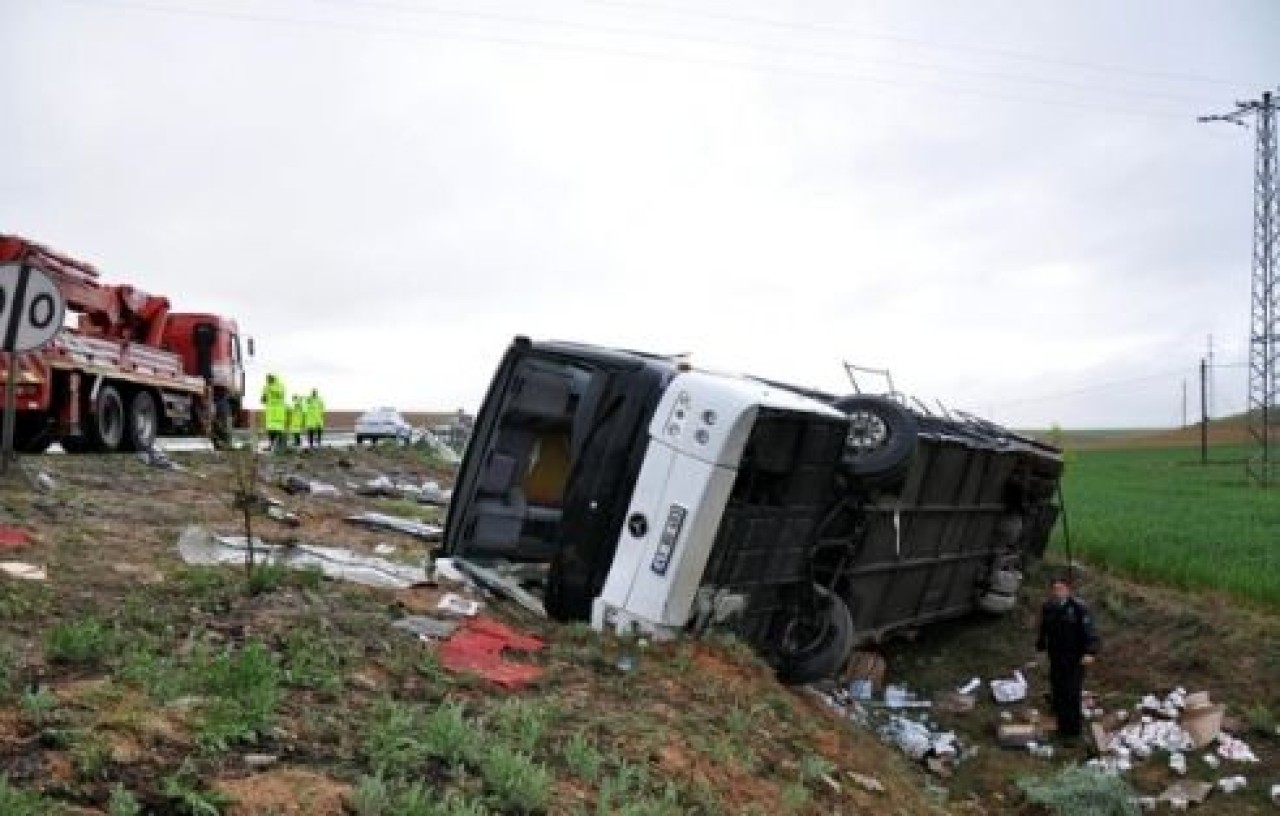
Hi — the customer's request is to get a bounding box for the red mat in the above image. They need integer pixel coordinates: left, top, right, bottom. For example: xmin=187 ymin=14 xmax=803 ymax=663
xmin=437 ymin=617 xmax=545 ymax=689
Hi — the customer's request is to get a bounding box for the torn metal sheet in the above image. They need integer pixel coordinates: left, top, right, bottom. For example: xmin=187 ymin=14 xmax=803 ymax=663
xmin=176 ymin=525 xmax=426 ymax=589
xmin=453 ymin=558 xmax=547 ymax=618
xmin=345 ymin=512 xmax=442 ymax=542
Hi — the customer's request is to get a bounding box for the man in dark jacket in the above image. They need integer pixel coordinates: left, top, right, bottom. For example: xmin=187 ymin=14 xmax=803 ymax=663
xmin=1035 ymin=575 xmax=1100 ymax=739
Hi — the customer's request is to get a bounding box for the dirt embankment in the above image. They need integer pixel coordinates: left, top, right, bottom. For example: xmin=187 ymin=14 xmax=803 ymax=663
xmin=0 ymin=447 xmax=1275 ymax=813
xmin=0 ymin=447 xmax=942 ymax=815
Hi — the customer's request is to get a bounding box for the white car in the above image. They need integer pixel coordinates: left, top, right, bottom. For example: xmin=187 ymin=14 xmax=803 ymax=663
xmin=354 ymin=407 xmax=414 ymax=445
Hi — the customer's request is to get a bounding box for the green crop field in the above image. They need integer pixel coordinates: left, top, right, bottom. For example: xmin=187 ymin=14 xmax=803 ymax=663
xmin=1053 ymin=444 xmax=1280 ymax=608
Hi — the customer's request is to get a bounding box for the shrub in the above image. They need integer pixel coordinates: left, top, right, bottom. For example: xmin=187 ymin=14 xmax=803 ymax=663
xmin=1017 ymin=765 xmax=1139 ymax=816
xmin=45 ymin=617 xmax=112 ymax=666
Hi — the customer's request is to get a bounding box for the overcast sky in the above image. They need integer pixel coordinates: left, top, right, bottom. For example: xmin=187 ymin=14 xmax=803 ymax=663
xmin=3 ymin=0 xmax=1277 ymax=427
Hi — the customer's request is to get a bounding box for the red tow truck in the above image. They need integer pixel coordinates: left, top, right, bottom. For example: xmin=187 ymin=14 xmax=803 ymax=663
xmin=0 ymin=235 xmax=251 ymax=453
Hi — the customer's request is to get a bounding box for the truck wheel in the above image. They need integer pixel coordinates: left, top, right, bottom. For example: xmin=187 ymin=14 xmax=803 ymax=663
xmin=833 ymin=395 xmax=918 ymax=487
xmin=87 ymin=384 xmax=126 ymax=452
xmin=123 ymin=390 xmax=159 ymax=452
xmin=776 ymin=585 xmax=855 ymax=684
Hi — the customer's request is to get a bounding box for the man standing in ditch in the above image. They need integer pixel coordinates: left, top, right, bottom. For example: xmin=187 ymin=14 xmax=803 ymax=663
xmin=1035 ymin=575 xmax=1100 ymax=740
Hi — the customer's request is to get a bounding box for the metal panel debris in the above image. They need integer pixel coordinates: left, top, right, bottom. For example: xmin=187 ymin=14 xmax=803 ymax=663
xmin=176 ymin=525 xmax=426 ymax=589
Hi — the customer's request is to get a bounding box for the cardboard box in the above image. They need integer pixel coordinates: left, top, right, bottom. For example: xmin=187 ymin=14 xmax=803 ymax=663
xmin=1159 ymin=780 xmax=1213 ymax=806
xmin=1183 ymin=703 xmax=1226 ymax=749
xmin=1090 ymin=722 xmax=1111 ymax=754
xmin=841 ymin=650 xmax=887 ymax=693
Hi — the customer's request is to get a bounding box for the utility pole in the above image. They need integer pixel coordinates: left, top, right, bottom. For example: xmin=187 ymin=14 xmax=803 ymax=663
xmin=1207 ymin=334 xmax=1215 ymax=419
xmin=1200 ymin=358 xmax=1209 ymax=465
xmin=1201 ymin=89 xmax=1280 ymax=486
xmin=1182 ymin=377 xmax=1188 ymax=428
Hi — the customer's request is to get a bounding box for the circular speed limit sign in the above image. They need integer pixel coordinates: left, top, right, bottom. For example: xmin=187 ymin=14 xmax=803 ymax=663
xmin=0 ymin=263 xmax=66 ymax=352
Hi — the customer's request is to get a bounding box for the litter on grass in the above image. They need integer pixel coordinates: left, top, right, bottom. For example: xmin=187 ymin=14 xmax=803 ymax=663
xmin=176 ymin=525 xmax=426 ymax=589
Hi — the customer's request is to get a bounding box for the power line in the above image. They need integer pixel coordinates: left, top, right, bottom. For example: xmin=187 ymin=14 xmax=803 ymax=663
xmin=56 ymin=0 xmax=1203 ymax=121
xmin=573 ymin=0 xmax=1255 ymax=89
xmin=299 ymin=0 xmax=1221 ymax=106
xmin=989 ymin=367 xmax=1191 ymax=409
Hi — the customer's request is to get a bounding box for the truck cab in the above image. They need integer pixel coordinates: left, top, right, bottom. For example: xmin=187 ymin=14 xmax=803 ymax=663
xmin=444 ymin=338 xmax=1064 ymax=683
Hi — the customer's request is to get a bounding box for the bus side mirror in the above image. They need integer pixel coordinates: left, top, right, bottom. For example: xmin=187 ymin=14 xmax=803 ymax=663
xmin=247 ymin=337 xmax=256 ymax=358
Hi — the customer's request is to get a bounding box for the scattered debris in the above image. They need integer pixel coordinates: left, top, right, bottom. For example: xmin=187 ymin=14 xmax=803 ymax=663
xmin=848 ymin=772 xmax=884 ymax=794
xmin=935 ymin=692 xmax=976 ymax=714
xmin=355 ymin=475 xmax=404 ymax=498
xmin=0 ymin=561 xmax=46 ymax=581
xmin=956 ymin=677 xmax=981 ymax=695
xmin=842 ymin=651 xmax=887 ymax=700
xmin=879 ymin=716 xmax=953 ymax=761
xmin=1216 ymin=734 xmax=1259 ymax=763
xmin=177 ymin=525 xmax=426 ymax=589
xmin=997 ymin=723 xmax=1041 ymax=749
xmin=138 ymin=447 xmax=181 ymax=471
xmin=989 ymin=670 xmax=1028 ymax=703
xmin=419 ymin=480 xmax=448 ymax=505
xmin=437 ymin=617 xmax=544 ymax=689
xmin=344 ymin=511 xmax=442 ymax=542
xmin=243 ymin=754 xmax=279 ymax=771
xmin=1182 ymin=693 xmax=1226 ymax=748
xmin=1157 ymin=778 xmax=1208 ymax=810
xmin=432 ymin=557 xmax=469 ymax=584
xmin=280 ymin=474 xmax=313 ymax=495
xmin=453 ymin=558 xmax=547 ymax=618
xmin=350 ymin=671 xmax=383 ymax=693
xmin=391 ymin=615 xmax=461 ymax=640
xmin=437 ymin=593 xmax=481 ymax=617
xmin=266 ymin=504 xmax=301 ymax=527
xmin=35 ymin=471 xmax=56 ymax=492
xmin=310 ymin=481 xmax=341 ymax=497
xmin=373 ymin=543 xmax=397 ymax=555
xmin=280 ymin=474 xmax=341 ymax=497
xmin=815 ymin=680 xmax=968 ymax=777
xmin=0 ymin=526 xmax=31 ymax=551
xmin=112 ymin=563 xmax=165 ymax=585
xmin=1218 ymin=775 xmax=1248 ymax=793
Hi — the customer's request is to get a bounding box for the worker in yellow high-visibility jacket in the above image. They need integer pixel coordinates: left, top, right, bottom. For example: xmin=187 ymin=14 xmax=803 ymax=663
xmin=260 ymin=373 xmax=287 ymax=452
xmin=305 ymin=388 xmax=326 ymax=448
xmin=288 ymin=395 xmax=306 ymax=449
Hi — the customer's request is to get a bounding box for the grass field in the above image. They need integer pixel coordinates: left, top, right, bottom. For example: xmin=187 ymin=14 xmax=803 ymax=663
xmin=1054 ymin=443 xmax=1280 ymax=608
